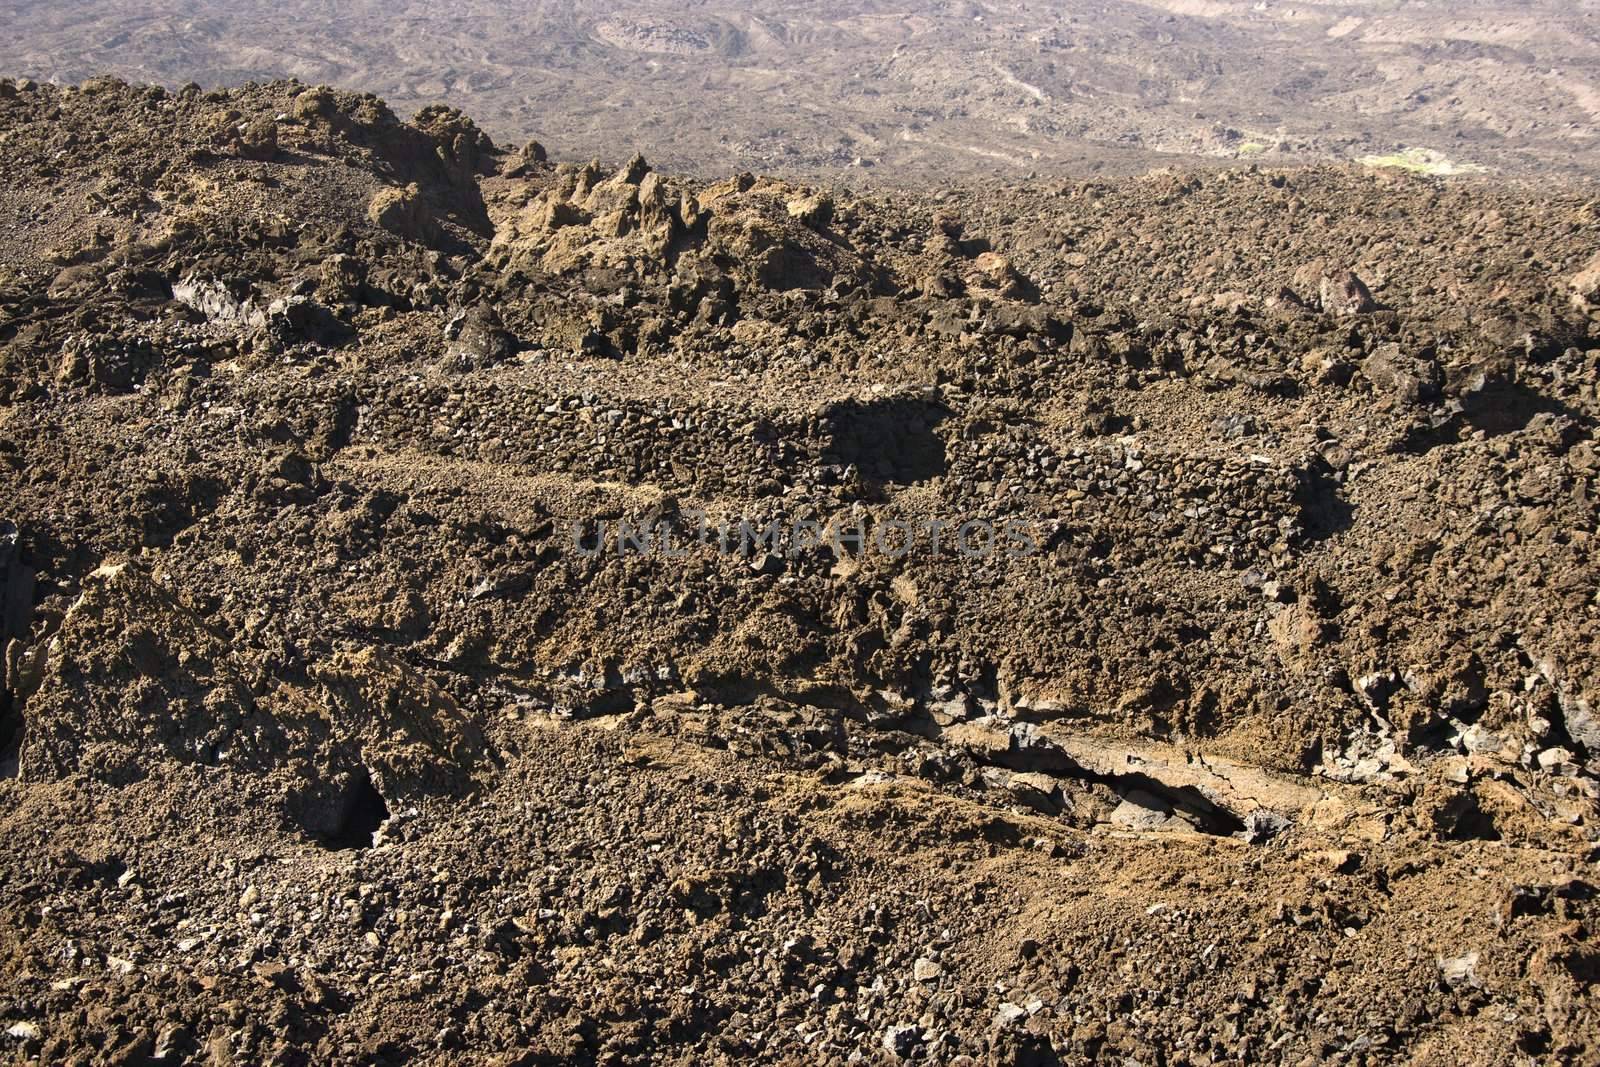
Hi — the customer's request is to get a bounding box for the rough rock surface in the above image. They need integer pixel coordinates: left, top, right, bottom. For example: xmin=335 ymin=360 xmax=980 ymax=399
xmin=0 ymin=78 xmax=1598 ymax=1064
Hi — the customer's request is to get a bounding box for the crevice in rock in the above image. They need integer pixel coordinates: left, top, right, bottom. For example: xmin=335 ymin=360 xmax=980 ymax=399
xmin=328 ymin=768 xmax=391 ymax=849
xmin=1 ymin=519 xmax=32 ymax=779
xmin=818 ymin=394 xmax=949 ymax=484
xmin=937 ymin=719 xmax=1256 ymax=837
xmin=525 ymin=679 xmax=1265 ymax=839
xmin=1291 ymin=455 xmax=1353 ymax=541
xmin=1430 ymin=790 xmax=1502 ymax=842
xmin=291 ymin=766 xmax=391 ymax=850
xmin=1008 ymin=745 xmax=1246 ymax=836
xmin=0 ymin=688 xmax=19 ymax=778
xmin=1097 ymin=771 xmax=1247 ymax=836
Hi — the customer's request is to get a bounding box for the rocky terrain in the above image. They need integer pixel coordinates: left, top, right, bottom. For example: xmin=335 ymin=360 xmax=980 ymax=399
xmin=0 ymin=1 xmax=1598 ymax=179
xmin=0 ymin=76 xmax=1599 ymax=1064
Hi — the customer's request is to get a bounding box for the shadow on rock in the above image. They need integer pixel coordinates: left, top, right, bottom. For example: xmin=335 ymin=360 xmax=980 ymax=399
xmin=819 ymin=394 xmax=949 ymax=485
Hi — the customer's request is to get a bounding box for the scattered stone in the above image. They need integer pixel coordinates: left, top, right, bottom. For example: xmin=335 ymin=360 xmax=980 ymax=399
xmin=444 ymin=304 xmax=518 ymax=369
xmin=235 ymin=116 xmax=278 ymax=161
xmin=172 ymin=275 xmax=267 ymax=329
xmin=1438 ymin=950 xmax=1481 ymax=989
xmin=1241 ymin=809 xmax=1290 ymax=843
xmin=1007 ymin=772 xmax=1063 ymax=814
xmin=0 ymin=78 xmax=1594 ymax=1065
xmin=367 ymin=183 xmax=432 ymax=241
xmin=1569 ymin=250 xmax=1600 ymax=314
xmin=749 ymin=552 xmax=784 ymax=576
xmin=881 ymin=1024 xmax=923 ymax=1058
xmin=1109 ymin=790 xmax=1179 ymax=832
xmin=994 ymin=1003 xmax=1028 ymax=1029
xmin=1320 ymin=270 xmax=1379 ymax=315
xmin=1537 ymin=747 xmax=1578 ymax=775
xmin=786 ymin=193 xmax=833 ymax=228
xmin=1321 ymin=850 xmax=1364 ymax=875
xmin=291 ymin=86 xmax=336 ymax=123
xmin=1362 ymin=343 xmax=1441 ymax=404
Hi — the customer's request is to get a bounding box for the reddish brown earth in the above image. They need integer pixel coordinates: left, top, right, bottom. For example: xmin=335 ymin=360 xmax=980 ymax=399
xmin=0 ymin=77 xmax=1598 ymax=1064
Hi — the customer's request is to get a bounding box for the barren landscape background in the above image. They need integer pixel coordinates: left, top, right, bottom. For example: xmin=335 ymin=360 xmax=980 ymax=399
xmin=1 ymin=0 xmax=1598 ymax=179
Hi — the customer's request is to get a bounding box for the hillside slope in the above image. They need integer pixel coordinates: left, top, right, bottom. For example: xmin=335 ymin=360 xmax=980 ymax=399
xmin=0 ymin=77 xmax=1598 ymax=1063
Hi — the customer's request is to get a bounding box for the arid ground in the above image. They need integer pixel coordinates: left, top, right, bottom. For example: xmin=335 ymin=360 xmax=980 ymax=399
xmin=0 ymin=1 xmax=1598 ymax=179
xmin=0 ymin=65 xmax=1597 ymax=1064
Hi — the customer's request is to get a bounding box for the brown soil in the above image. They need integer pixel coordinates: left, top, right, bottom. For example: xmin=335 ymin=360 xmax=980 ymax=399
xmin=0 ymin=77 xmax=1598 ymax=1065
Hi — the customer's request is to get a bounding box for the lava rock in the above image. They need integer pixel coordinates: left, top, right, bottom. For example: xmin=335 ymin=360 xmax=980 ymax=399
xmin=1362 ymin=342 xmax=1441 ymax=404
xmin=1320 ymin=270 xmax=1379 ymax=315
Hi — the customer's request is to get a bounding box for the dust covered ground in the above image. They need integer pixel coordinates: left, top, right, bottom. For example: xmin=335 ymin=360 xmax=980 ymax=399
xmin=1 ymin=77 xmax=1599 ymax=1064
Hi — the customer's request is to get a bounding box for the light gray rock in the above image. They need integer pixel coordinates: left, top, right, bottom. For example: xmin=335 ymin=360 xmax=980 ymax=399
xmin=994 ymin=1002 xmax=1028 ymax=1028
xmin=1110 ymin=790 xmax=1179 ymax=831
xmin=881 ymin=1024 xmax=922 ymax=1058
